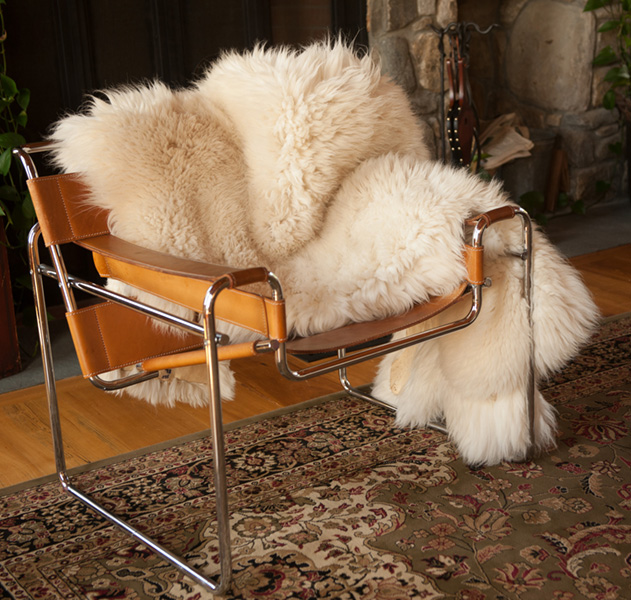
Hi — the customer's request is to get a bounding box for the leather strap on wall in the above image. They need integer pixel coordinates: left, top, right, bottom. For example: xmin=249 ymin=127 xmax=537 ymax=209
xmin=27 ymin=173 xmax=110 ymax=247
xmin=66 ymin=301 xmax=202 ymax=377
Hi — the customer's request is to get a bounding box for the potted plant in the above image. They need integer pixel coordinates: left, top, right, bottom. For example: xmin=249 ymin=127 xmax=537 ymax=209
xmin=0 ymin=0 xmax=34 ymax=377
xmin=586 ymin=0 xmax=631 ymax=114
xmin=584 ymin=0 xmax=631 ymax=196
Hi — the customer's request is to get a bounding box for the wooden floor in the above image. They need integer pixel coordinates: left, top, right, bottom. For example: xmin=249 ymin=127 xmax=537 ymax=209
xmin=1 ymin=244 xmax=630 ymax=489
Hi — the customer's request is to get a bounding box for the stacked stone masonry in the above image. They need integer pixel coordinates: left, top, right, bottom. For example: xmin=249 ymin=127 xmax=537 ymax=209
xmin=367 ymin=0 xmax=625 ymax=204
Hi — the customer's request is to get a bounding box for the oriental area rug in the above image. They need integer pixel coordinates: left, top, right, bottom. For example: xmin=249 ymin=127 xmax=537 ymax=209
xmin=1 ymin=315 xmax=630 ymax=599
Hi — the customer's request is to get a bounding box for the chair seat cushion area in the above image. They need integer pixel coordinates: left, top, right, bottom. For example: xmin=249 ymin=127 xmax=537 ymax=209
xmin=45 ymin=41 xmax=599 ymax=465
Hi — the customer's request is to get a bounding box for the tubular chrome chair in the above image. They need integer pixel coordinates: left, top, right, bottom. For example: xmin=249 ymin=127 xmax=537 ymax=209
xmin=15 ymin=142 xmax=534 ymax=594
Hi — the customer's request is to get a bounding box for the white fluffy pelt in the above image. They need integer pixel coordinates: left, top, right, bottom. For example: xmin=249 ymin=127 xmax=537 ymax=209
xmin=50 ymin=42 xmax=599 ymax=465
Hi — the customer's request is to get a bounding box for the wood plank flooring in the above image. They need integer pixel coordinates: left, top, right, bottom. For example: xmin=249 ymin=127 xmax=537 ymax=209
xmin=1 ymin=244 xmax=630 ymax=489
xmin=567 ymin=244 xmax=631 ymax=317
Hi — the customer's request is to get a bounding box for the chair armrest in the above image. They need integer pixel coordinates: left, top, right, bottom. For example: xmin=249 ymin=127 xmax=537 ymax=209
xmin=465 ymin=205 xmax=519 ymax=228
xmin=77 ymin=234 xmax=270 ymax=289
xmin=463 ymin=205 xmax=526 ymax=286
xmin=77 ymin=234 xmax=286 ymax=341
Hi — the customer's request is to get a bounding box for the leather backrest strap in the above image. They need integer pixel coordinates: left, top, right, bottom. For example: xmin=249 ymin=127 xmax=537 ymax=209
xmin=27 ymin=174 xmax=110 ymax=246
xmin=28 ymin=170 xmax=287 ymax=348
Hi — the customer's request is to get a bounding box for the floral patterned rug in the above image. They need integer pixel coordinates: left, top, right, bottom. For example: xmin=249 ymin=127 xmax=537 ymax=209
xmin=1 ymin=315 xmax=630 ymax=599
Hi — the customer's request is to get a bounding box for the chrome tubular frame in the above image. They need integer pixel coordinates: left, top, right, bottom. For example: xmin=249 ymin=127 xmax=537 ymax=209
xmin=273 ymin=215 xmax=489 ymax=383
xmin=517 ymin=207 xmax=536 ymax=456
xmin=274 ymin=286 xmax=482 ymax=382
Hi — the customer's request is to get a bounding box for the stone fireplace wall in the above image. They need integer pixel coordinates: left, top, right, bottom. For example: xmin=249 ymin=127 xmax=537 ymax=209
xmin=367 ymin=0 xmax=623 ymax=206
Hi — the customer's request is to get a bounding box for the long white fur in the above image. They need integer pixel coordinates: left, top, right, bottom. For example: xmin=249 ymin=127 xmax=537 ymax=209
xmin=49 ymin=42 xmax=599 ymax=465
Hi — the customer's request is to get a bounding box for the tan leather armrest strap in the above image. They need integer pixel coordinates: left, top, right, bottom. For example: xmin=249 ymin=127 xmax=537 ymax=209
xmin=286 ymin=282 xmax=468 ymax=355
xmin=78 ymin=234 xmax=265 ymax=283
xmin=81 ymin=236 xmax=286 ymax=341
xmin=27 ymin=173 xmax=110 ymax=246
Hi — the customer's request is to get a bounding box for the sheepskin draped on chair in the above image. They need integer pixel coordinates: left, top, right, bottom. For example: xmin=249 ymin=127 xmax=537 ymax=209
xmin=16 ymin=41 xmax=598 ymax=594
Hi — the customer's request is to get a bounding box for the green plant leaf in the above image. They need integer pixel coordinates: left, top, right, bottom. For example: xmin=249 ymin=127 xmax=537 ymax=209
xmin=596 ymin=179 xmax=612 ymax=194
xmin=557 ymin=192 xmax=570 ymax=208
xmin=20 ymin=192 xmax=35 ymax=220
xmin=19 ymin=305 xmax=37 ymax=329
xmin=604 ymin=65 xmax=630 ymax=82
xmin=598 ymin=19 xmax=621 ymax=32
xmin=16 ymin=88 xmax=30 ymax=110
xmin=603 ymin=88 xmax=617 ymax=109
xmin=571 ymin=199 xmax=586 ymax=215
xmin=9 ymin=204 xmax=31 ymax=246
xmin=1 ymin=206 xmax=12 ymax=225
xmin=0 ymin=147 xmax=12 ymax=175
xmin=0 ymin=131 xmax=26 ymax=149
xmin=584 ymin=0 xmax=609 ymax=11
xmin=593 ymin=45 xmax=618 ymax=66
xmin=535 ymin=214 xmax=549 ymax=227
xmin=0 ymin=184 xmax=19 ymax=203
xmin=14 ymin=273 xmax=33 ymax=291
xmin=519 ymin=190 xmax=545 ymax=215
xmin=17 ymin=110 xmax=27 ymax=127
xmin=0 ymin=73 xmax=18 ymax=99
xmin=609 ymin=140 xmax=623 ymax=154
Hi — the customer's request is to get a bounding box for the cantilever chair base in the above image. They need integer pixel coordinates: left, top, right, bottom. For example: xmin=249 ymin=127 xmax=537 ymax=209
xmin=16 ymin=142 xmax=535 ymax=594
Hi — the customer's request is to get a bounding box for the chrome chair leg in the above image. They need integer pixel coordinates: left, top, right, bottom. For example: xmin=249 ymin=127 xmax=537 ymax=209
xmin=337 ymin=352 xmax=395 ymax=410
xmin=516 ymin=208 xmax=536 ymax=459
xmin=202 ymin=278 xmax=234 ymax=590
xmin=337 ymin=350 xmax=449 ymax=435
xmin=29 ymin=225 xmax=68 ymax=483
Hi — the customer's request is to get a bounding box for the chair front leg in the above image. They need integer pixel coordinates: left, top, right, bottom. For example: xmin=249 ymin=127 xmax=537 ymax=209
xmin=202 ymin=277 xmax=235 ymax=593
xmin=28 ymin=224 xmax=69 ymax=487
xmin=514 ymin=207 xmax=536 ymax=458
